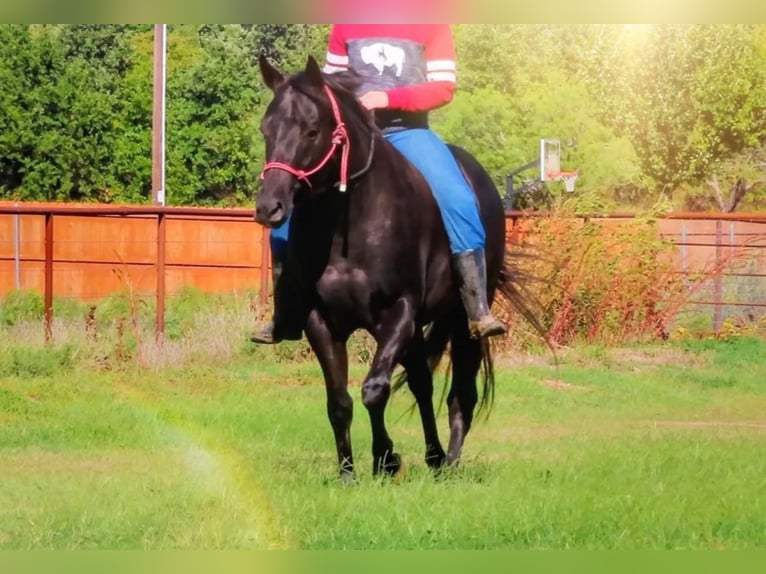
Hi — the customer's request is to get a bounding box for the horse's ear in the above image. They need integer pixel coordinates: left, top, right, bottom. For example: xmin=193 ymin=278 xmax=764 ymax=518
xmin=305 ymin=55 xmax=325 ymax=88
xmin=259 ymin=54 xmax=286 ymax=92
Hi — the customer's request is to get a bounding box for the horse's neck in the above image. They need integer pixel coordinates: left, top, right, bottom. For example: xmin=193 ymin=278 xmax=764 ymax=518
xmin=298 ymin=124 xmax=401 ymax=258
xmin=345 ymin=120 xmax=377 ymax=183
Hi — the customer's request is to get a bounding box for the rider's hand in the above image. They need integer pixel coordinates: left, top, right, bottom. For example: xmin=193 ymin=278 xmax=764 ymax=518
xmin=359 ymin=91 xmax=389 ymax=110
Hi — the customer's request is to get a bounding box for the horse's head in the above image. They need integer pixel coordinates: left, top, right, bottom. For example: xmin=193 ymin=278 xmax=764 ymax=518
xmin=255 ymin=55 xmax=340 ymax=228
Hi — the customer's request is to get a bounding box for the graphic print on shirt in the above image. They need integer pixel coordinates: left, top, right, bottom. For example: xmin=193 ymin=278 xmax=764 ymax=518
xmin=347 ymin=38 xmax=426 ymax=94
xmin=359 ymin=43 xmax=405 ymax=76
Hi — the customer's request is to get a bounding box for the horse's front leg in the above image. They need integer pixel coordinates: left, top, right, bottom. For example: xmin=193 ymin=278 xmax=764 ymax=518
xmin=304 ymin=309 xmax=354 ymax=482
xmin=363 ymin=297 xmax=417 ymax=477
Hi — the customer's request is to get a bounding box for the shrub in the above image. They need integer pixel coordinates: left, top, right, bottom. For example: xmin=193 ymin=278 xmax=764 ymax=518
xmin=499 ymin=209 xmax=711 ymax=347
xmin=0 ymin=343 xmax=77 ymax=378
xmin=0 ymin=289 xmax=44 ymax=325
xmin=164 ymin=285 xmax=213 ymax=341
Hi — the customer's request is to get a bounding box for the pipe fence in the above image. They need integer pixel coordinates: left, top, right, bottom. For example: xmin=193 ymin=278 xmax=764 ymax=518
xmin=2 ymin=204 xmax=765 ymax=341
xmin=0 ymin=204 xmax=270 ymax=342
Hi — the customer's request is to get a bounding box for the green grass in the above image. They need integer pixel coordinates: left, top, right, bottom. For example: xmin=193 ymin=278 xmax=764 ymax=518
xmin=1 ymin=337 xmax=765 ymax=549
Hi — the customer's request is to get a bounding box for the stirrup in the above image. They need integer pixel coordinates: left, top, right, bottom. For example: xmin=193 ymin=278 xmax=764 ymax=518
xmin=469 ymin=315 xmax=507 ymax=339
xmin=250 ymin=321 xmax=275 ymax=345
xmin=468 ymin=315 xmax=508 ymax=339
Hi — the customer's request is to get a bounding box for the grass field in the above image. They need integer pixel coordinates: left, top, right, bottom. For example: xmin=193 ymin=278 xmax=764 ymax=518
xmin=1 ymin=334 xmax=765 ymax=549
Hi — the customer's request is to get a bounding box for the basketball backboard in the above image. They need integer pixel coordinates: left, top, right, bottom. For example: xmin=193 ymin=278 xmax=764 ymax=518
xmin=540 ymin=138 xmax=561 ymax=182
xmin=540 ymin=138 xmax=577 ymax=192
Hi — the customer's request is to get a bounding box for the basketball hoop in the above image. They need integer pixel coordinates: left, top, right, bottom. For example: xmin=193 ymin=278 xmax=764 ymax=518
xmin=547 ymin=171 xmax=578 ymax=193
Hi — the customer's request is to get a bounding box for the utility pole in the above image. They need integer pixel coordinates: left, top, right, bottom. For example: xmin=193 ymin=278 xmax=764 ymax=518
xmin=152 ymin=24 xmax=167 ymax=206
xmin=152 ymin=24 xmax=168 ymax=342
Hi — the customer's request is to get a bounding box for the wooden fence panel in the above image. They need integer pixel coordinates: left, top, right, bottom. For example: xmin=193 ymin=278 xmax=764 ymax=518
xmin=1 ymin=204 xmax=764 ymax=321
xmin=0 ymin=204 xmax=267 ymax=302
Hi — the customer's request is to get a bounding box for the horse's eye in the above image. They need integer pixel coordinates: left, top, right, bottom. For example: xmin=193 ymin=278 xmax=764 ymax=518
xmin=306 ymin=129 xmax=319 ymax=140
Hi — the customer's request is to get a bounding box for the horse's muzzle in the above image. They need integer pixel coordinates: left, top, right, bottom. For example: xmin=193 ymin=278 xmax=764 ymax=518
xmin=255 ymin=200 xmax=287 ymax=228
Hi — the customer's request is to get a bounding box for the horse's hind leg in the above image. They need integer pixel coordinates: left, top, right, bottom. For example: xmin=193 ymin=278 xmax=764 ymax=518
xmin=446 ymin=325 xmax=482 ymax=466
xmin=305 ymin=309 xmax=355 ymax=481
xmin=363 ymin=297 xmax=417 ymax=476
xmin=400 ymin=331 xmax=446 ymax=470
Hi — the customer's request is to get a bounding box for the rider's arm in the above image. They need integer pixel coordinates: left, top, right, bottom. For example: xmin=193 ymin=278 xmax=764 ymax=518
xmin=384 ymin=25 xmax=457 ymax=112
xmin=322 ymin=25 xmax=457 ymax=113
xmin=323 ymin=25 xmax=349 ymax=74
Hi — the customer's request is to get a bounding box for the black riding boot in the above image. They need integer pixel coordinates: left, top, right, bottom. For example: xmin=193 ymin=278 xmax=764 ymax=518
xmin=452 ymin=249 xmax=507 ymax=339
xmin=250 ymin=252 xmax=303 ymax=344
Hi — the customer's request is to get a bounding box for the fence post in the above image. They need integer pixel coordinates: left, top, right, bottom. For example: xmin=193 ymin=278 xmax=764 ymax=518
xmin=156 ymin=212 xmax=166 ymax=341
xmin=713 ymin=219 xmax=723 ymax=333
xmin=259 ymin=226 xmax=270 ymax=306
xmin=44 ymin=212 xmax=53 ymax=343
xmin=14 ymin=211 xmax=21 ymax=290
xmin=681 ymin=222 xmax=688 ymax=288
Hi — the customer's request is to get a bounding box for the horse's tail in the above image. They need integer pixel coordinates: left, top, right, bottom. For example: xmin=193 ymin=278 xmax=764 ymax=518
xmin=392 ymin=319 xmax=451 ymax=395
xmin=494 ymin=249 xmax=551 ymax=351
xmin=391 ymin=315 xmax=497 ymax=418
xmin=474 ymin=335 xmax=496 ymax=417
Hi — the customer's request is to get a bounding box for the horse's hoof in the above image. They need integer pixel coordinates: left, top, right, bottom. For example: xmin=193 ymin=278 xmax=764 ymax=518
xmin=339 ymin=469 xmax=357 ymax=485
xmin=425 ymin=448 xmax=447 ymax=470
xmin=391 ymin=454 xmax=407 ymax=482
xmin=375 ymin=452 xmax=404 ymax=479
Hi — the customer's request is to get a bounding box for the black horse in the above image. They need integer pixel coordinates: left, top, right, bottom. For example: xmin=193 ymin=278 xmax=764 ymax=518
xmin=255 ymin=55 xmax=538 ymax=480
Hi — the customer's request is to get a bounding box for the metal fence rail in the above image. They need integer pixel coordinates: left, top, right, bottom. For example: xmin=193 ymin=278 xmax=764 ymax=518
xmin=506 ymin=211 xmax=766 ymax=333
xmin=2 ymin=205 xmax=765 ymax=341
xmin=0 ymin=204 xmax=270 ymax=341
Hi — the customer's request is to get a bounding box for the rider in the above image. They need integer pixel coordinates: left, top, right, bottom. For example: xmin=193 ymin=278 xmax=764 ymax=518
xmin=251 ymin=24 xmax=506 ymax=343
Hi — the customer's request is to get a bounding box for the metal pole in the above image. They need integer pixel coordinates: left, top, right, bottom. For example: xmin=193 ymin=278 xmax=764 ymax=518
xmin=259 ymin=227 xmax=270 ymax=306
xmin=44 ymin=213 xmax=53 ymax=343
xmin=13 ymin=211 xmax=20 ymax=290
xmin=713 ymin=220 xmax=723 ymax=333
xmin=156 ymin=213 xmax=166 ymax=341
xmin=152 ymin=24 xmax=167 ymax=206
xmin=681 ymin=223 xmax=688 ymax=289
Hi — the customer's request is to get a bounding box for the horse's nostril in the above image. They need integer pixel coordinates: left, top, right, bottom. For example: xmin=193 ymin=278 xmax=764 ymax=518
xmin=269 ymin=202 xmax=283 ymax=218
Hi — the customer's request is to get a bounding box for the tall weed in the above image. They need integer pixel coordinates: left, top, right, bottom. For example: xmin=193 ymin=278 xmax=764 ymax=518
xmin=497 ymin=209 xmax=751 ymax=348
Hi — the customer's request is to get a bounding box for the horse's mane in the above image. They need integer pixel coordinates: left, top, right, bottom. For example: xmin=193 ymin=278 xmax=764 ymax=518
xmin=288 ymin=69 xmax=379 ymax=137
xmin=321 ymin=70 xmax=364 ymax=98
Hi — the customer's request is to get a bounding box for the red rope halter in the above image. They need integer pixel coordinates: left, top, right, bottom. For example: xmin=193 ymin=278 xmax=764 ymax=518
xmin=260 ymin=84 xmax=351 ymax=192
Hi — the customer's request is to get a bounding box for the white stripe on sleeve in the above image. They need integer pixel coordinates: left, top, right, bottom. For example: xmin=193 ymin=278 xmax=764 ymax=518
xmin=427 ymin=71 xmax=457 ymax=83
xmin=323 ymin=64 xmax=348 ymax=74
xmin=426 ymin=59 xmax=456 ymax=72
xmin=325 ymin=52 xmax=349 ymax=66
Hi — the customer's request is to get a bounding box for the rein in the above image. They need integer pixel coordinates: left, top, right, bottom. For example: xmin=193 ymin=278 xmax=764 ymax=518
xmin=260 ymin=84 xmax=374 ymax=193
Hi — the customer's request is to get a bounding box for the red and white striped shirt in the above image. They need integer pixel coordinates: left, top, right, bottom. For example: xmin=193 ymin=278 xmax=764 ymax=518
xmin=323 ymin=24 xmax=457 ymax=128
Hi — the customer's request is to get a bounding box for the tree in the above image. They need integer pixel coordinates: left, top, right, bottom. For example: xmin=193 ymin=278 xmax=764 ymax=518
xmin=589 ymin=25 xmax=766 ymax=197
xmin=0 ymin=25 xmax=153 ymax=202
xmin=160 ymin=25 xmax=262 ymax=205
xmin=2 ymin=24 xmax=765 ymax=210
xmin=0 ymin=25 xmax=66 ymax=199
xmin=434 ymin=26 xmax=645 ymax=209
